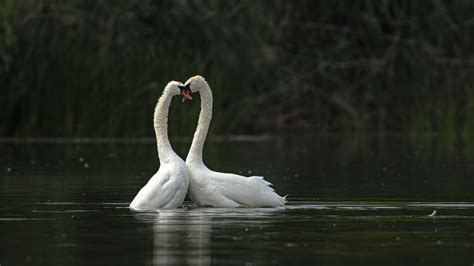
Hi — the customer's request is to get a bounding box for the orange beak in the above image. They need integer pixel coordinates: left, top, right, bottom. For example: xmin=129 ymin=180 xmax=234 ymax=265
xmin=181 ymin=89 xmax=192 ymax=103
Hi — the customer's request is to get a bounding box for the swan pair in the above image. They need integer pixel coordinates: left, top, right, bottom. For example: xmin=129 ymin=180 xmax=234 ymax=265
xmin=130 ymin=75 xmax=286 ymax=210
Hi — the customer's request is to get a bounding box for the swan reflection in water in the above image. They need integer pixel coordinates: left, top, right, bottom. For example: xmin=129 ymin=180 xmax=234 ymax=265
xmin=133 ymin=208 xmax=210 ymax=265
xmin=133 ymin=207 xmax=284 ymax=265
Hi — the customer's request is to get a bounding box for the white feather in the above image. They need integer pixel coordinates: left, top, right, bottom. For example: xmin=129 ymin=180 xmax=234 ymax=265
xmin=130 ymin=81 xmax=189 ymax=210
xmin=184 ymin=75 xmax=286 ymax=207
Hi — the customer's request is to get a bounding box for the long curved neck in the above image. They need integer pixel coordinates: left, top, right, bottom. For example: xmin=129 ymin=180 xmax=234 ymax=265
xmin=187 ymin=86 xmax=213 ymax=165
xmin=154 ymin=91 xmax=178 ymax=163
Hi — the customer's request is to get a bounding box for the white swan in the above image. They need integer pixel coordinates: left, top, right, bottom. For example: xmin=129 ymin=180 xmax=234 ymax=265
xmin=130 ymin=81 xmax=192 ymax=210
xmin=183 ymin=75 xmax=287 ymax=207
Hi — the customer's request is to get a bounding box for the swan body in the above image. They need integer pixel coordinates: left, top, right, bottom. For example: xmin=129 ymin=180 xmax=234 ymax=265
xmin=130 ymin=81 xmax=190 ymax=210
xmin=184 ymin=75 xmax=286 ymax=207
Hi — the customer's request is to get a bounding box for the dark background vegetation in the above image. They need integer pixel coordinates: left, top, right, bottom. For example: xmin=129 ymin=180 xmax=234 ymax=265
xmin=1 ymin=0 xmax=473 ymax=138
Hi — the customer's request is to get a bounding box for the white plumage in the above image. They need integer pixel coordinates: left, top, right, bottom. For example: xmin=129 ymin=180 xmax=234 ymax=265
xmin=184 ymin=75 xmax=286 ymax=207
xmin=129 ymin=81 xmax=190 ymax=210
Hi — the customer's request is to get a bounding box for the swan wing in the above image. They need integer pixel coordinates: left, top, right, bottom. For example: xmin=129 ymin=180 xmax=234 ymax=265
xmin=208 ymin=171 xmax=286 ymax=207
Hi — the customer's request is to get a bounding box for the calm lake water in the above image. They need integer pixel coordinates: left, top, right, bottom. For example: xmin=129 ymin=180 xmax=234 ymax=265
xmin=1 ymin=135 xmax=474 ymax=265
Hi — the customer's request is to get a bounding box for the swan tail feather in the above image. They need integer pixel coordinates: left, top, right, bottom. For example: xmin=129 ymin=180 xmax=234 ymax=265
xmin=248 ymin=176 xmax=286 ymax=206
xmin=249 ymin=176 xmax=273 ymax=187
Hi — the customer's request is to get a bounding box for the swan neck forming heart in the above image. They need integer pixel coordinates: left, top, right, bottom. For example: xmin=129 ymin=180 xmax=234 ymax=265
xmin=187 ymin=85 xmax=213 ymax=165
xmin=154 ymin=90 xmax=179 ymax=163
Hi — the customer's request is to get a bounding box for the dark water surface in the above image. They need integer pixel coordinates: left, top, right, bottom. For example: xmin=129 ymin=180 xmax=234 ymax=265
xmin=1 ymin=136 xmax=474 ymax=265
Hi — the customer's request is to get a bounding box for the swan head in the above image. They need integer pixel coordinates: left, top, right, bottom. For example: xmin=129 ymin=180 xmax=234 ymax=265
xmin=184 ymin=75 xmax=208 ymax=94
xmin=165 ymin=81 xmax=192 ymax=102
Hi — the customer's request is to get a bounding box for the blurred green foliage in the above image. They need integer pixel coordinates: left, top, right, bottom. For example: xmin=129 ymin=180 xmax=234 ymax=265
xmin=0 ymin=1 xmax=473 ymax=137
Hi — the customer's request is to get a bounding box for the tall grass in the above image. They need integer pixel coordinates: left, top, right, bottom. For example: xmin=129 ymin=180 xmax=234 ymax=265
xmin=0 ymin=1 xmax=473 ymax=138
